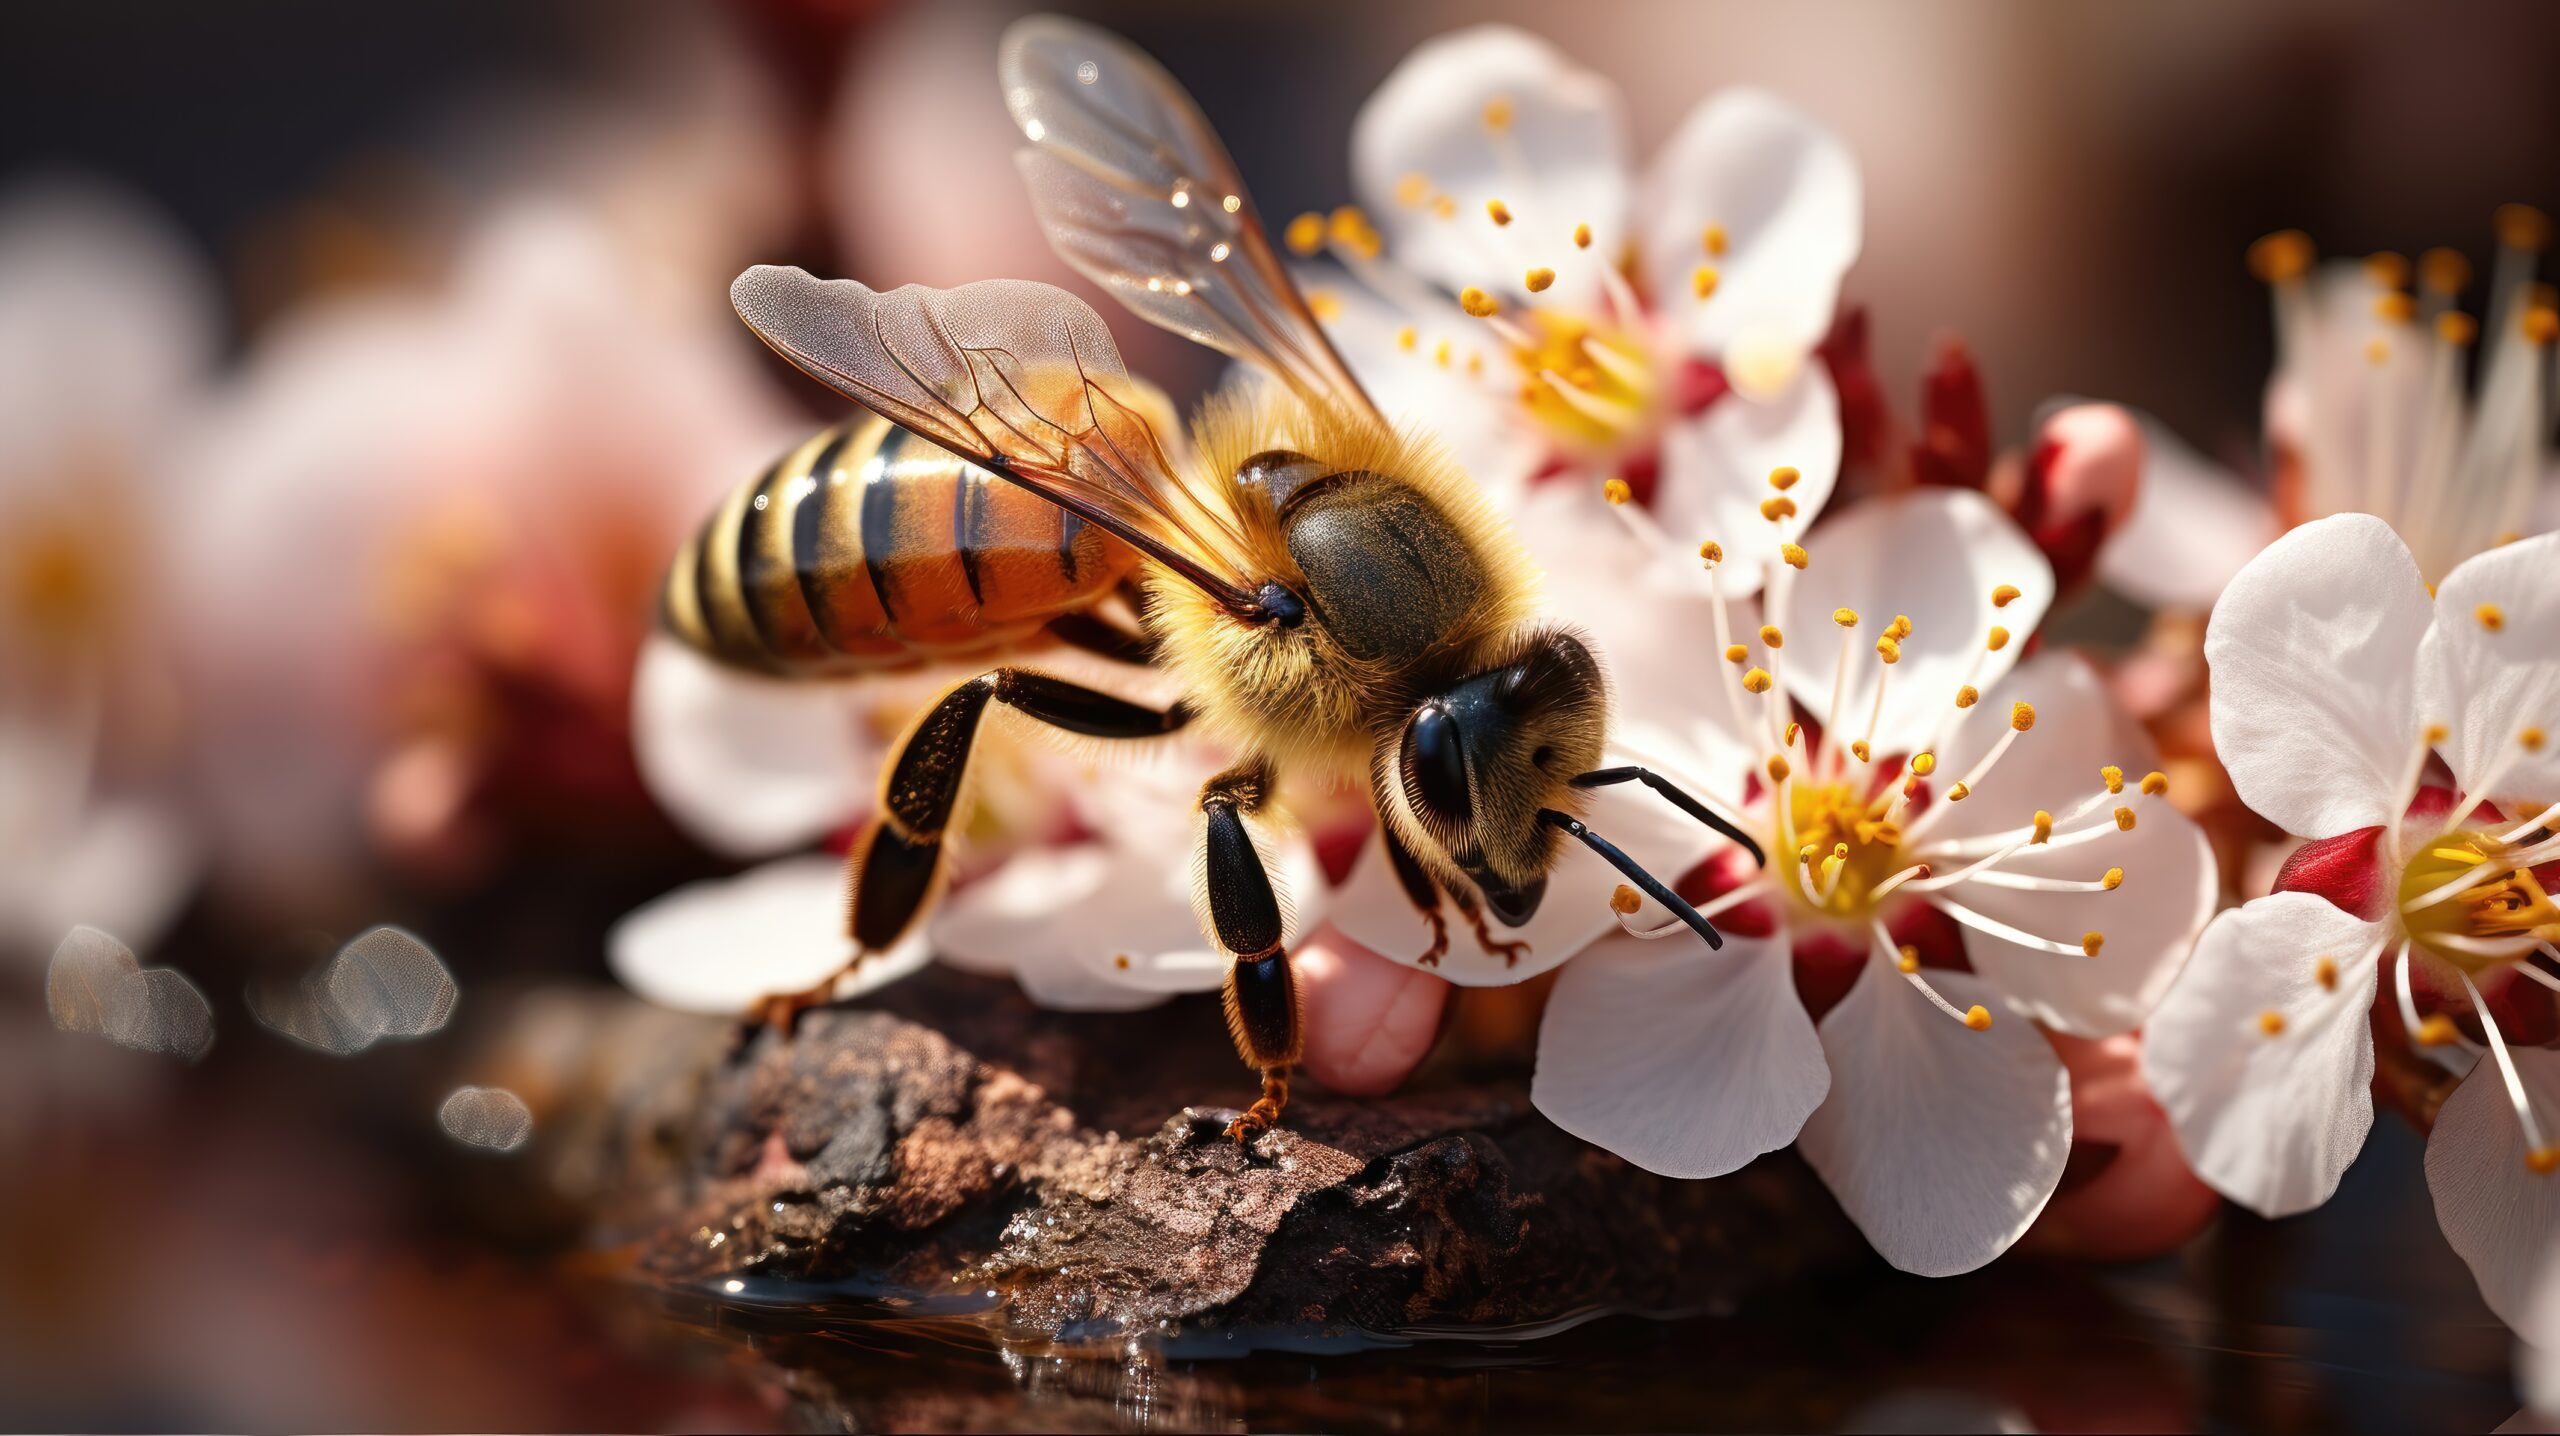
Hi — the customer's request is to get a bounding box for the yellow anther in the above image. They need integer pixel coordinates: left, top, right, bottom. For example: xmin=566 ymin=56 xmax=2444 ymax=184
xmin=1433 ymin=339 xmax=1452 ymax=368
xmin=1991 ymin=583 xmax=2022 ymax=608
xmin=1887 ymin=614 xmax=1912 ymax=640
xmin=2496 ymin=202 xmax=2553 ymax=252
xmin=2314 ymin=955 xmax=2338 ymax=991
xmin=1699 ymin=540 xmax=1725 ymax=566
xmin=2374 ymin=291 xmax=2417 ymax=323
xmin=1692 ymin=265 xmax=1720 ymax=299
xmin=2011 ymin=702 xmax=2037 ymax=733
xmin=2364 ymin=337 xmax=2391 ymax=365
xmin=2420 ymin=247 xmax=2471 ymax=295
xmin=1601 ymin=477 xmax=1633 ymax=506
xmin=2140 ymin=770 xmax=2169 ymax=796
xmin=1897 ymin=945 xmax=1920 ymax=975
xmin=2113 ymin=806 xmax=2138 ymax=832
xmin=1482 ymin=95 xmax=1515 ymax=133
xmin=1395 ymin=325 xmax=1418 ymax=353
xmin=1831 ymin=842 xmax=1849 ymax=860
xmin=1610 ymin=884 xmax=1642 ymax=915
xmin=2437 ymin=311 xmax=2479 ymax=346
xmin=2032 ymin=810 xmax=2054 ymax=844
xmin=1114 ymin=954 xmax=1131 ymax=969
xmin=2528 ymin=307 xmax=2560 ymax=345
xmin=1963 ymin=1005 xmax=1994 ymax=1032
xmin=1486 ymin=198 xmax=1514 ymax=227
xmin=1851 ymin=740 xmax=1872 ymax=762
xmin=2530 ymin=1147 xmax=2560 ymax=1177
xmin=2364 ymin=251 xmax=2411 ymax=289
xmin=1759 ymin=495 xmax=1798 ymax=521
xmin=1955 ymin=685 xmax=1979 ymax=709
xmin=1701 ymin=222 xmax=1729 ymax=256
xmin=2082 ymin=932 xmax=2106 ymax=958
xmin=1431 ymin=193 xmax=1457 ymax=220
xmin=1910 ymin=753 xmax=1938 ymax=777
xmin=2477 ymin=602 xmax=2506 ymax=632
xmin=1759 ymin=624 xmax=1785 ymax=649
xmin=1947 ymin=782 xmax=1972 ymax=802
xmin=1724 ymin=643 xmax=1747 ymax=663
xmin=1572 ymin=221 xmax=1593 ymax=250
xmin=1768 ymin=465 xmax=1800 ymax=491
xmin=1459 ymin=286 xmax=1500 ymax=318
xmin=1876 ymin=636 xmax=1902 ymax=664
xmin=1394 ymin=173 xmax=1430 ymax=207
xmin=2416 ymin=1014 xmax=2462 ymax=1047
xmin=1784 ymin=721 xmax=1802 ymax=747
xmin=1308 ymin=290 xmax=1342 ymax=320
xmin=2102 ymin=765 xmax=2125 ymax=794
xmin=2247 ymin=229 xmax=2315 ymax=284
xmin=2523 ymin=727 xmax=2548 ymax=753
xmin=2424 ymin=723 xmax=2449 ymax=743
xmin=1798 ymin=843 xmax=1819 ymax=866
xmin=2258 ymin=1009 xmax=2286 ymax=1036
xmin=1780 ymin=543 xmax=1809 ymax=569
xmin=1766 ymin=753 xmax=1791 ymax=783
xmin=1466 ymin=352 xmax=1483 ymax=376
xmin=1284 ymin=212 xmax=1325 ymax=255
xmin=1327 ymin=205 xmax=1382 ymax=258
xmin=1744 ymin=667 xmax=1774 ymax=695
xmin=1833 ymin=607 xmax=1860 ymax=628
xmin=1986 ymin=626 xmax=2011 ymax=652
xmin=2102 ymin=867 xmax=2125 ymax=891
xmin=1524 ymin=265 xmax=1555 ymax=293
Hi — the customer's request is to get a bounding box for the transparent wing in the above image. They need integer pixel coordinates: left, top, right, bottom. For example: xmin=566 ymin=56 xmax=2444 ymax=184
xmin=1000 ymin=15 xmax=1374 ymax=416
xmin=730 ymin=266 xmax=1264 ymax=612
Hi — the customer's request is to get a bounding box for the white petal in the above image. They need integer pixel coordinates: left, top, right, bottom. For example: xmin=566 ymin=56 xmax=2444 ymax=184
xmin=2417 ymin=531 xmax=2560 ymax=802
xmin=1914 ymin=655 xmax=2214 ymax=1035
xmin=1534 ymin=932 xmax=1826 ymax=1177
xmin=1333 ymin=773 xmax=1720 ymax=986
xmin=2524 ymin=1337 xmax=2560 ymax=1418
xmin=1648 ymin=365 xmax=1841 ymax=600
xmin=2138 ymin=893 xmax=2383 ymax=1218
xmin=1797 ymin=967 xmax=2070 ymax=1277
xmin=2205 ymin=513 xmax=2430 ymax=838
xmin=2427 ymin=1045 xmax=2560 ymax=1350
xmin=2096 ymin=416 xmax=2278 ymax=612
xmin=1350 ymin=26 xmax=1631 ymax=311
xmin=2 ymin=799 xmax=197 ymax=960
xmin=1641 ymin=88 xmax=1859 ymax=363
xmin=630 ymin=633 xmax=888 ymax=859
xmin=1778 ymin=488 xmax=2054 ymax=760
xmin=608 ymin=853 xmax=927 ymax=1014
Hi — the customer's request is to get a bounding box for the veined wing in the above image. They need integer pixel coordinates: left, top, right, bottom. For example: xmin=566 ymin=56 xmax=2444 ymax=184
xmin=730 ymin=266 xmax=1264 ymax=614
xmin=1001 ymin=15 xmax=1376 ymax=418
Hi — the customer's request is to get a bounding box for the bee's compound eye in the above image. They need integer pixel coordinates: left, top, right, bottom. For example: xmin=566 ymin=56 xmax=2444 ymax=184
xmin=1405 ymin=703 xmax=1472 ymax=823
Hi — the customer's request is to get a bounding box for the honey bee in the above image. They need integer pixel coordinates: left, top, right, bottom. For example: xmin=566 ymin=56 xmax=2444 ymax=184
xmin=664 ymin=15 xmax=1757 ymax=1139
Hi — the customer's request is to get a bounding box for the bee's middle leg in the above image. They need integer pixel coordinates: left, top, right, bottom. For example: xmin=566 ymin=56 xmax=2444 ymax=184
xmin=1199 ymin=758 xmax=1301 ymax=1142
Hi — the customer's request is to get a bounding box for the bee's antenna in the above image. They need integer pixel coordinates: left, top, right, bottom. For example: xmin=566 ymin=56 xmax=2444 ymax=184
xmin=1570 ymin=766 xmax=1766 ymax=868
xmin=1537 ymin=809 xmax=1724 ymax=950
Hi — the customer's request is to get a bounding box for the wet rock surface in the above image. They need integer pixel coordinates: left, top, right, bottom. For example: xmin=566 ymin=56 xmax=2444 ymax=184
xmin=586 ymin=968 xmax=1862 ymax=1341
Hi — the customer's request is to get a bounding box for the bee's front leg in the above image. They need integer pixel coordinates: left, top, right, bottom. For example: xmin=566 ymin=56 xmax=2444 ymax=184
xmin=1198 ymin=758 xmax=1300 ymax=1143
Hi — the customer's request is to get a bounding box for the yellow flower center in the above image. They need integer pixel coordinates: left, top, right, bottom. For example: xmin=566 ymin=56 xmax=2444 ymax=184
xmin=1507 ymin=309 xmax=1656 ymax=457
xmin=1779 ymin=779 xmax=1905 ymax=921
xmin=2398 ymin=829 xmax=2560 ymax=975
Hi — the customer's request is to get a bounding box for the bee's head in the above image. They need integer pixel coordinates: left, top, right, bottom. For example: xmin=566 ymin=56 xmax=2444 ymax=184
xmin=1386 ymin=627 xmax=1608 ymax=925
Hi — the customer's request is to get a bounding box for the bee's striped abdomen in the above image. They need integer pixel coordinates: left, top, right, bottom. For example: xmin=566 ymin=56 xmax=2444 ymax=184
xmin=662 ymin=415 xmax=1136 ymax=675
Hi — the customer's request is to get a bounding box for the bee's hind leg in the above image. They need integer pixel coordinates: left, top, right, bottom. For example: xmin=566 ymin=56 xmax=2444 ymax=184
xmin=759 ymin=666 xmax=1189 ymax=1032
xmin=1199 ymin=758 xmax=1301 ymax=1143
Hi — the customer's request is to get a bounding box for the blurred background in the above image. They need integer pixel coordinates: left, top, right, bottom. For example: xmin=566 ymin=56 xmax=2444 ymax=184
xmin=2 ymin=0 xmax=2555 ymax=1428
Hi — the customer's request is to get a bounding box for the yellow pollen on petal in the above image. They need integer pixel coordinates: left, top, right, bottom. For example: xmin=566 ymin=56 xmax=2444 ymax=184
xmin=1572 ymin=221 xmax=1593 ymax=250
xmin=1851 ymin=740 xmax=1872 ymax=762
xmin=1524 ymin=266 xmax=1555 ymax=292
xmin=2102 ymin=765 xmax=2125 ymax=794
xmin=1700 ymin=540 xmax=1725 ymax=566
xmin=1760 ymin=495 xmax=1797 ymax=521
xmin=1955 ymin=685 xmax=1979 ymax=709
xmin=1780 ymin=543 xmax=1809 ymax=569
xmin=2011 ymin=702 xmax=2037 ymax=732
xmin=1284 ymin=212 xmax=1325 ymax=255
xmin=1693 ymin=265 xmax=1720 ymax=299
xmin=2417 ymin=1014 xmax=2463 ymax=1047
xmin=1610 ymin=884 xmax=1642 ymax=915
xmin=1910 ymin=753 xmax=1938 ymax=777
xmin=1702 ymin=223 xmax=1729 ymax=256
xmin=1486 ymin=198 xmax=1514 ymax=226
xmin=2032 ymin=810 xmax=2054 ymax=844
xmin=2365 ymin=251 xmax=2411 ymax=289
xmin=2102 ymin=867 xmax=2125 ymax=890
xmin=2421 ymin=247 xmax=2472 ymax=295
xmin=1991 ymin=583 xmax=2022 ymax=608
xmin=2496 ymin=202 xmax=2553 ymax=251
xmin=1947 ymin=782 xmax=1972 ymax=802
xmin=1744 ymin=667 xmax=1774 ymax=694
xmin=1833 ymin=607 xmax=1860 ymax=628
xmin=1394 ymin=173 xmax=1430 ymax=207
xmin=1459 ymin=286 xmax=1499 ymax=317
xmin=2083 ymin=931 xmax=2106 ymax=957
xmin=1767 ymin=753 xmax=1791 ymax=783
xmin=1482 ymin=95 xmax=1515 ymax=133
xmin=1897 ymin=945 xmax=1920 ymax=974
xmin=1396 ymin=325 xmax=1417 ymax=352
xmin=1876 ymin=636 xmax=1901 ymax=664
xmin=1964 ymin=1005 xmax=1994 ymax=1032
xmin=1601 ymin=477 xmax=1633 ymax=505
xmin=1987 ymin=626 xmax=2011 ymax=651
xmin=2438 ymin=311 xmax=2479 ymax=346
xmin=2314 ymin=955 xmax=2338 ymax=990
xmin=2529 ymin=1147 xmax=2560 ymax=1177
xmin=1759 ymin=624 xmax=1785 ymax=649
xmin=2247 ymin=229 xmax=2315 ymax=284
xmin=2524 ymin=727 xmax=2548 ymax=753
xmin=2258 ymin=1009 xmax=2285 ymax=1036
xmin=2114 ymin=806 xmax=2138 ymax=832
xmin=2477 ymin=602 xmax=2506 ymax=632
xmin=1768 ymin=465 xmax=1800 ymax=491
